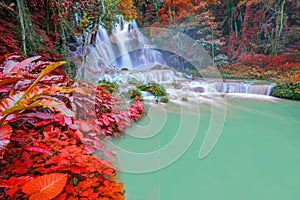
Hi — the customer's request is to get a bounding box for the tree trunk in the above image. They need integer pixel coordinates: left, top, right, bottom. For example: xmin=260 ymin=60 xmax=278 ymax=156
xmin=276 ymin=0 xmax=286 ymax=55
xmin=16 ymin=0 xmax=38 ymax=56
xmin=16 ymin=0 xmax=27 ymax=55
xmin=272 ymin=0 xmax=285 ymax=56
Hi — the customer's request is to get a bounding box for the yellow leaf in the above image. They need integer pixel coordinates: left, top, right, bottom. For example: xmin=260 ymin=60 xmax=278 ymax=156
xmin=22 ymin=61 xmax=66 ymax=100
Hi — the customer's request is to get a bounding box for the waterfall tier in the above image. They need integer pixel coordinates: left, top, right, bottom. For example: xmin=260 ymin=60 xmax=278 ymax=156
xmin=100 ymin=70 xmax=274 ymax=96
xmin=70 ymin=18 xmax=166 ymax=82
xmin=100 ymin=69 xmax=183 ymax=83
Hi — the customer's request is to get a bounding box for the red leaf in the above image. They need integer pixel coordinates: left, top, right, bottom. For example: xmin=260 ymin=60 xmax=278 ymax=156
xmin=6 ymin=187 xmax=19 ymax=197
xmin=13 ymin=166 xmax=28 ymax=174
xmin=22 ymin=152 xmax=33 ymax=168
xmin=0 ymin=124 xmax=12 ymax=139
xmin=22 ymin=173 xmax=68 ymax=200
xmin=0 ymin=124 xmax=12 ymax=158
xmin=34 ymin=119 xmax=54 ymax=127
xmin=39 ymin=99 xmax=73 ymax=117
xmin=4 ymin=56 xmax=41 ymax=73
xmin=69 ymin=165 xmax=87 ymax=174
xmin=64 ymin=185 xmax=75 ymax=194
xmin=22 ymin=112 xmax=53 ymax=120
xmin=67 ymin=196 xmax=78 ymax=200
xmin=0 ymin=77 xmax=21 ymax=87
xmin=80 ymin=188 xmax=93 ymax=197
xmin=55 ymin=192 xmax=67 ymax=200
xmin=5 ymin=176 xmax=33 ymax=187
xmin=22 ymin=151 xmax=31 ymax=161
xmin=25 ymin=146 xmax=53 ymax=155
xmin=102 ymin=168 xmax=114 ymax=177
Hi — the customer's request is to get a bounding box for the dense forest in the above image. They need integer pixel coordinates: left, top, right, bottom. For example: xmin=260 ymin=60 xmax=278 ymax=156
xmin=0 ymin=0 xmax=299 ymax=199
xmin=1 ymin=0 xmax=299 ymax=82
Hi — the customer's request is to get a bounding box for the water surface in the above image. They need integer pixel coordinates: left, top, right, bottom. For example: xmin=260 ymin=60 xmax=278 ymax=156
xmin=113 ymin=95 xmax=300 ymax=200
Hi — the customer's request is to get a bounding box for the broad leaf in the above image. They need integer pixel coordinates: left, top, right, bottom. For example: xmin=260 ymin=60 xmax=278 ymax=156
xmin=0 ymin=124 xmax=12 ymax=158
xmin=4 ymin=56 xmax=41 ymax=74
xmin=22 ymin=173 xmax=67 ymax=200
xmin=39 ymin=99 xmax=73 ymax=117
xmin=0 ymin=77 xmax=21 ymax=87
xmin=24 ymin=147 xmax=53 ymax=155
xmin=21 ymin=61 xmax=66 ymax=100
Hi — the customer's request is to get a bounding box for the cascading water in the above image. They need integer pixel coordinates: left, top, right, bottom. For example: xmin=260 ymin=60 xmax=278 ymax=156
xmin=69 ymin=18 xmax=274 ymax=97
xmin=69 ymin=17 xmax=166 ymax=82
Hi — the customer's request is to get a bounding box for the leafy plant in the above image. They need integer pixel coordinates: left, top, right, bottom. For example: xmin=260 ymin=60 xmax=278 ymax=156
xmin=22 ymin=173 xmax=68 ymax=200
xmin=0 ymin=55 xmax=145 ymax=199
xmin=97 ymin=80 xmax=119 ymax=94
xmin=138 ymin=81 xmax=167 ymax=98
xmin=127 ymin=88 xmax=142 ymax=101
xmin=272 ymin=82 xmax=300 ymax=100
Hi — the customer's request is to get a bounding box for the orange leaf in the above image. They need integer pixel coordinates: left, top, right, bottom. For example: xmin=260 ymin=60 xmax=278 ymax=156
xmin=22 ymin=173 xmax=68 ymax=200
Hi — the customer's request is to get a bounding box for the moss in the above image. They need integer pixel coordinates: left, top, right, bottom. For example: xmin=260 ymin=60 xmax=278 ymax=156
xmin=272 ymin=82 xmax=300 ymax=100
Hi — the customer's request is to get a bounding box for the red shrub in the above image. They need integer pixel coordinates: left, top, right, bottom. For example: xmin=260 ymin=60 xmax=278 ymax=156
xmin=0 ymin=55 xmax=145 ymax=199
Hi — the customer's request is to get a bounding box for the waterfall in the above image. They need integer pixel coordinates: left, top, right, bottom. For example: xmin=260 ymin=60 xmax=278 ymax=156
xmin=70 ymin=17 xmax=166 ymax=82
xmin=69 ymin=18 xmax=273 ymax=97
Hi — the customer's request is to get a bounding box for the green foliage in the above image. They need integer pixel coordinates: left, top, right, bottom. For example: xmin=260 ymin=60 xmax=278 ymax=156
xmin=160 ymin=96 xmax=169 ymax=103
xmin=272 ymin=82 xmax=300 ymax=100
xmin=97 ymin=80 xmax=118 ymax=93
xmin=138 ymin=81 xmax=167 ymax=98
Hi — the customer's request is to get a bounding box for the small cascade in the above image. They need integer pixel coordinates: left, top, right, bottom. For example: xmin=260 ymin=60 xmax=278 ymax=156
xmin=99 ymin=69 xmax=274 ymax=96
xmin=191 ymin=81 xmax=274 ymax=96
xmin=208 ymin=82 xmax=274 ymax=95
xmin=247 ymin=85 xmax=274 ymax=96
xmin=100 ymin=69 xmax=183 ymax=83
